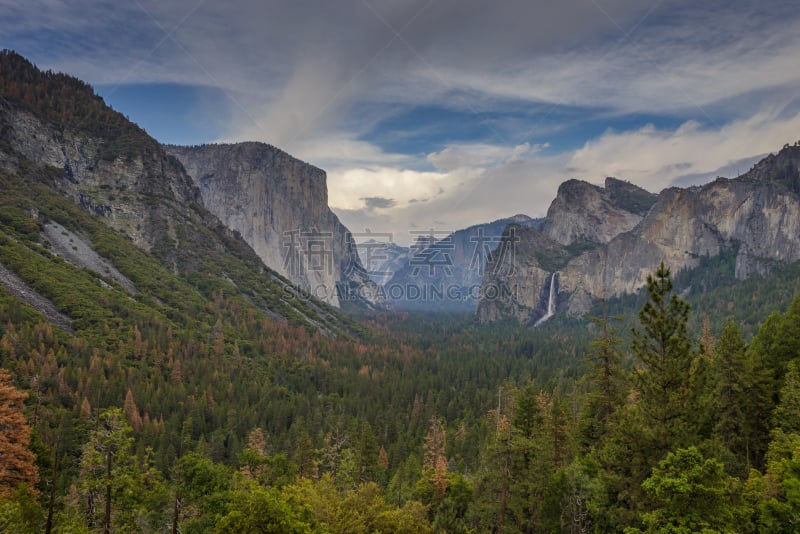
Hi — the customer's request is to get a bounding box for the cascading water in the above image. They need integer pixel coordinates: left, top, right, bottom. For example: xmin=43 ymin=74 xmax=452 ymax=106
xmin=534 ymin=272 xmax=558 ymax=327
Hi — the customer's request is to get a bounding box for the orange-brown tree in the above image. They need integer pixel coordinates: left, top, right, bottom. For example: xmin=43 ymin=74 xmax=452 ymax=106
xmin=0 ymin=368 xmax=39 ymax=496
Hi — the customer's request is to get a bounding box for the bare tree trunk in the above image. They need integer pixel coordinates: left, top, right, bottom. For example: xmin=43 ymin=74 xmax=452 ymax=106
xmin=104 ymin=449 xmax=112 ymax=534
xmin=172 ymin=492 xmax=181 ymax=534
xmin=45 ymin=449 xmax=58 ymax=534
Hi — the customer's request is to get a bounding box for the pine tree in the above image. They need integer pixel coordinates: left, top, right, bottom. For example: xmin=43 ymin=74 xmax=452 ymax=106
xmin=0 ymin=369 xmax=39 ymax=497
xmin=123 ymin=389 xmax=142 ymax=432
xmin=604 ymin=263 xmax=698 ymax=528
xmin=421 ymin=416 xmax=449 ymax=499
xmin=629 ymin=262 xmax=697 ymax=461
xmin=293 ymin=431 xmax=318 ymax=480
xmin=470 ymin=403 xmax=514 ymax=533
xmin=634 ymin=447 xmax=739 ymax=533
xmin=748 ymin=311 xmax=785 ymax=404
xmin=355 ymin=421 xmax=381 ymax=484
xmin=774 ymin=360 xmax=800 ymax=434
xmin=712 ymin=319 xmax=772 ymax=472
xmin=78 ymin=407 xmax=137 ymax=533
xmin=579 ymin=309 xmax=625 ymax=449
xmin=755 ymin=363 xmax=800 ymax=529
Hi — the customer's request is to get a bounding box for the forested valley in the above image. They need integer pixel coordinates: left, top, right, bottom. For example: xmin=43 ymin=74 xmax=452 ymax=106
xmin=3 ymin=247 xmax=800 ymax=532
xmin=3 ymin=49 xmax=800 ymax=534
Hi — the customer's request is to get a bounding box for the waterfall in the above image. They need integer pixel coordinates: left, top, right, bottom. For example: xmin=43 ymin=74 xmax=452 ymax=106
xmin=534 ymin=272 xmax=558 ymax=327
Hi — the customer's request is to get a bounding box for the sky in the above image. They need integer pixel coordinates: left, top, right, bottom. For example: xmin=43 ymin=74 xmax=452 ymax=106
xmin=2 ymin=0 xmax=800 ymax=245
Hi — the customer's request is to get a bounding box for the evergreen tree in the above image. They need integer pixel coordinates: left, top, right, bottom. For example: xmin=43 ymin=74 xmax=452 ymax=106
xmin=174 ymin=452 xmax=231 ymax=534
xmin=775 ymin=296 xmax=800 ymax=377
xmin=469 ymin=387 xmax=516 ymax=533
xmin=774 ymin=360 xmax=800 ymax=434
xmin=712 ymin=319 xmax=772 ymax=473
xmin=421 ymin=416 xmax=448 ymax=499
xmin=354 ymin=421 xmax=382 ymax=485
xmin=579 ymin=309 xmax=626 ymax=449
xmin=293 ymin=431 xmax=318 ymax=480
xmin=601 ymin=263 xmax=699 ymax=528
xmin=629 ymin=262 xmax=697 ymax=462
xmin=215 ymin=479 xmax=316 ymax=534
xmin=749 ymin=312 xmax=786 ymax=404
xmin=633 ymin=446 xmax=740 ymax=533
xmin=77 ymin=407 xmax=138 ymax=533
xmin=752 ymin=368 xmax=800 ymax=531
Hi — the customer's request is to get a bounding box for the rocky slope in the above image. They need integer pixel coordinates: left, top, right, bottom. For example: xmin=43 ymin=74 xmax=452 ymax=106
xmin=0 ymin=92 xmax=197 ymax=256
xmin=0 ymin=261 xmax=73 ymax=332
xmin=165 ymin=143 xmax=382 ymax=308
xmin=479 ymin=144 xmax=800 ymax=323
xmin=378 ymin=214 xmax=541 ymax=310
xmin=0 ymin=50 xmax=360 ymax=334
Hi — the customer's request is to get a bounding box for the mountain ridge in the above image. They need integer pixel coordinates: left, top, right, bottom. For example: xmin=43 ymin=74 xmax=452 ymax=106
xmin=0 ymin=49 xmax=361 ymax=336
xmin=370 ymin=214 xmax=542 ymax=311
xmin=479 ymin=142 xmax=800 ymax=323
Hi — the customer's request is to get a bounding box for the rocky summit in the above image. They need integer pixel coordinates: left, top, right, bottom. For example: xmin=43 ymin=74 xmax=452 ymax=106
xmin=479 ymin=144 xmax=800 ymax=324
xmin=540 ymin=177 xmax=656 ymax=246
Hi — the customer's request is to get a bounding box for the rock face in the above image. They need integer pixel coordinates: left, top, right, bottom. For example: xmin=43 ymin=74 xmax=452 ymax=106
xmin=540 ymin=178 xmax=655 ymax=246
xmin=476 ymin=225 xmax=565 ymax=323
xmin=479 ymin=145 xmax=800 ymax=323
xmin=377 ymin=215 xmax=541 ymax=311
xmin=42 ymin=221 xmax=138 ymax=294
xmin=0 ymin=51 xmax=369 ymax=332
xmin=357 ymin=240 xmax=410 ymax=287
xmin=166 ymin=143 xmax=382 ymax=307
xmin=0 ymin=96 xmax=200 ymax=258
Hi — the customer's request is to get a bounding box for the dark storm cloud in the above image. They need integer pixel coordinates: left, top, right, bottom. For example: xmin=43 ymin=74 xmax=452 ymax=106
xmin=361 ymin=196 xmax=397 ymax=210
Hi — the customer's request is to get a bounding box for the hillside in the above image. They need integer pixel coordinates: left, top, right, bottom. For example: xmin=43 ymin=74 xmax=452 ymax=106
xmin=0 ymin=50 xmax=357 ymax=335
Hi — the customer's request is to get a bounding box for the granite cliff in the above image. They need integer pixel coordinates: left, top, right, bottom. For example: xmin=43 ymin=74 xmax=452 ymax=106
xmin=478 ymin=144 xmax=800 ymax=324
xmin=165 ymin=143 xmax=382 ymax=308
xmin=540 ymin=177 xmax=656 ymax=246
xmin=0 ymin=50 xmax=360 ymax=333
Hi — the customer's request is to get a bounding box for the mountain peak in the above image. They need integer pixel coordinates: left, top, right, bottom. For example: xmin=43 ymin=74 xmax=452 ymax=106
xmin=541 ymin=177 xmax=655 ymax=246
xmin=737 ymin=142 xmax=800 ymax=195
xmin=0 ymin=51 xmax=376 ymax=328
xmin=604 ymin=176 xmax=657 ymax=216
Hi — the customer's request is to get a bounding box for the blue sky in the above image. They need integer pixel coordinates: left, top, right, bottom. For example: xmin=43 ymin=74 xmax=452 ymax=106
xmin=98 ymin=83 xmax=228 ymax=145
xmin=2 ymin=0 xmax=800 ymax=243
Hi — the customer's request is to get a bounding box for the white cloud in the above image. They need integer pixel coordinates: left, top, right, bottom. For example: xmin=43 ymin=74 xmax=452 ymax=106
xmin=328 ymin=166 xmax=462 ymax=211
xmin=568 ymin=109 xmax=800 ymax=191
xmin=5 ymin=0 xmax=800 ymax=244
xmin=331 ymin=109 xmax=800 ymax=243
xmin=424 ymin=15 xmax=800 ymax=116
xmin=270 ymin=135 xmax=414 ymax=171
xmin=427 ymin=142 xmax=547 ymax=172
